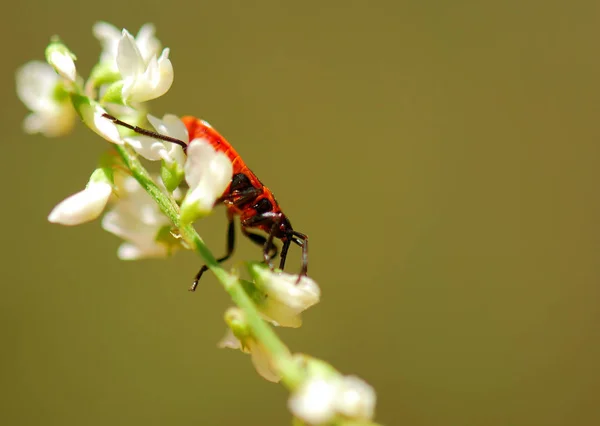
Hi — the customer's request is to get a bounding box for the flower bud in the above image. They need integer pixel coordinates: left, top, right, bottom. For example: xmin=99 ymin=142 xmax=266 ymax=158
xmin=45 ymin=39 xmax=77 ymax=82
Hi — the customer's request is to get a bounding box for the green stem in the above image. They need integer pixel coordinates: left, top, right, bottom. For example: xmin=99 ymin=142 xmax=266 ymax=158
xmin=114 ymin=144 xmax=303 ymax=389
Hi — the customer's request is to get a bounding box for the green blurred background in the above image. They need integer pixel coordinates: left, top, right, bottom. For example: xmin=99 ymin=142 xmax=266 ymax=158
xmin=2 ymin=1 xmax=599 ymax=425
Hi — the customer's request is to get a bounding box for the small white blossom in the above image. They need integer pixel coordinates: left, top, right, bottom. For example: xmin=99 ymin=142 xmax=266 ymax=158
xmin=93 ymin=22 xmax=161 ymax=69
xmin=16 ymin=61 xmax=76 ymax=137
xmin=48 ymin=169 xmax=113 ymax=226
xmin=124 ymin=113 xmax=187 ymax=164
xmin=179 ymin=139 xmax=233 ymax=223
xmin=289 ymin=375 xmax=376 ymax=424
xmin=249 ymin=264 xmax=320 ymax=328
xmin=101 ymin=175 xmax=174 ymax=260
xmin=117 ymin=29 xmax=173 ymax=103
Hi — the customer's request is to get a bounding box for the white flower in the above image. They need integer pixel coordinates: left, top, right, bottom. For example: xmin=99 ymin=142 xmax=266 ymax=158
xmin=218 ymin=328 xmax=280 ymax=383
xmin=93 ymin=22 xmax=161 ymax=69
xmin=179 ymin=139 xmax=233 ymax=223
xmin=16 ymin=61 xmax=76 ymax=137
xmin=124 ymin=113 xmax=187 ymax=164
xmin=101 ymin=175 xmax=174 ymax=260
xmin=249 ymin=264 xmax=320 ymax=328
xmin=288 ymin=375 xmax=376 ymax=424
xmin=117 ymin=29 xmax=173 ymax=103
xmin=48 ymin=169 xmax=113 ymax=226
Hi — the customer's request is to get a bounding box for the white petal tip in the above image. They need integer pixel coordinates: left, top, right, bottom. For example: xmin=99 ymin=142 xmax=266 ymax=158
xmin=48 ymin=51 xmax=76 ymax=82
xmin=47 ymin=183 xmax=112 ymax=226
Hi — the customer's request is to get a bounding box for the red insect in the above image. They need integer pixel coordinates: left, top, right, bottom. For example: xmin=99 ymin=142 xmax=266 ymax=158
xmin=103 ymin=113 xmax=308 ymax=291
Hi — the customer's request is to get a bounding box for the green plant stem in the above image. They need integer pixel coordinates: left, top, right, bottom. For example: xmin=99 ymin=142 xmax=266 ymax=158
xmin=114 ymin=144 xmax=303 ymax=389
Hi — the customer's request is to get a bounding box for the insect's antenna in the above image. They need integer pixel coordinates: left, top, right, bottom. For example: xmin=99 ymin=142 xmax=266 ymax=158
xmin=102 ymin=113 xmax=188 ymax=151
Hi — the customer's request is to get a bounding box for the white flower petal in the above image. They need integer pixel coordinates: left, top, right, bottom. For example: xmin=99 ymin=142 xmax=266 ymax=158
xmin=48 ymin=182 xmax=112 ymax=226
xmin=185 ymin=139 xmax=232 ymax=189
xmin=218 ymin=329 xmax=280 ymax=383
xmin=259 ymin=299 xmax=303 ymax=328
xmin=116 ymin=242 xmax=144 ymax=260
xmin=251 ymin=266 xmax=320 ymax=327
xmin=22 ymin=108 xmax=76 ymax=137
xmin=289 ymin=373 xmax=377 ymax=423
xmin=16 ymin=61 xmax=58 ymax=111
xmin=335 ymin=376 xmax=376 ymax=420
xmin=48 ymin=51 xmax=76 ymax=82
xmin=93 ymin=21 xmax=122 ymax=66
xmin=184 ymin=140 xmax=215 ymax=187
xmin=152 ymin=49 xmax=174 ymax=96
xmin=123 ymin=49 xmax=173 ymax=103
xmin=16 ymin=61 xmax=76 ymax=137
xmin=124 ymin=135 xmax=168 ymax=161
xmin=135 ymin=23 xmax=161 ymax=62
xmin=22 ymin=112 xmax=46 ymax=134
xmin=116 ymin=28 xmax=173 ymax=104
xmin=180 ymin=139 xmax=233 ymax=221
xmin=101 ymin=175 xmax=174 ymax=260
xmin=94 ymin=22 xmax=163 ymax=72
xmin=217 ymin=329 xmax=242 ymax=350
xmin=117 ymin=241 xmax=168 ymax=260
xmin=117 ymin=30 xmax=146 ymax=78
xmin=182 ymin=183 xmax=217 ymax=215
xmin=125 ymin=114 xmax=187 ymax=163
xmin=248 ymin=340 xmax=280 ymax=383
xmin=147 ymin=113 xmax=188 ymax=142
xmin=148 ymin=113 xmax=187 ymax=165
xmin=289 ymin=378 xmax=340 ymax=424
xmin=80 ymin=102 xmax=123 ymax=144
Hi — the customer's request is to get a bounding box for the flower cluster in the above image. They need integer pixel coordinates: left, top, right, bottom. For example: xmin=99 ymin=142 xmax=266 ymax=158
xmin=220 ymin=306 xmax=376 ymax=424
xmin=16 ymin=22 xmax=233 ymax=257
xmin=16 ymin=22 xmax=377 ymax=426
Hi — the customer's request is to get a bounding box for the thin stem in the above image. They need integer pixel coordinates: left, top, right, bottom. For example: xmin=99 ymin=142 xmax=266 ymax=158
xmin=114 ymin=144 xmax=303 ymax=389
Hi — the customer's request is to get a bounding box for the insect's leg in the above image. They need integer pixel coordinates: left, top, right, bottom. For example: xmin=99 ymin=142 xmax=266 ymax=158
xmin=278 ymin=239 xmax=292 ymax=270
xmin=218 ymin=186 xmax=262 ymax=207
xmin=264 ymin=214 xmax=285 ymax=268
xmin=241 ymin=212 xmax=284 ymax=268
xmin=190 ymin=213 xmax=235 ymax=292
xmin=291 ymin=232 xmax=308 ymax=282
xmin=241 ymin=227 xmax=278 ymax=262
xmin=240 ymin=211 xmax=280 ymax=227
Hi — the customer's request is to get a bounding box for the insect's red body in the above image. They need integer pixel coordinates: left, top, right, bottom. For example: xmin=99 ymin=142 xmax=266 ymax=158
xmin=181 ymin=116 xmax=283 ymax=235
xmin=104 ymin=113 xmax=308 ymax=290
